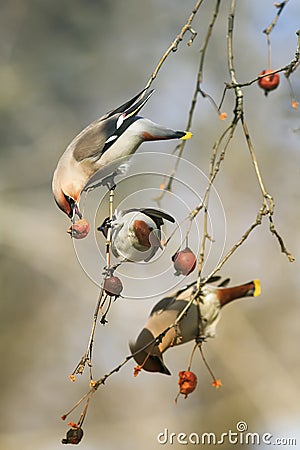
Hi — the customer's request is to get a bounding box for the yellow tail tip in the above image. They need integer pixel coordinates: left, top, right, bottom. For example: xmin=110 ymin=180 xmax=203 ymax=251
xmin=181 ymin=131 xmax=193 ymax=141
xmin=253 ymin=279 xmax=261 ymax=297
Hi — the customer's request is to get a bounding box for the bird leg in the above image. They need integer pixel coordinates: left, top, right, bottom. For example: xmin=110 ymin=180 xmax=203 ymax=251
xmin=83 ymin=164 xmax=129 ymax=193
xmin=105 ymin=189 xmax=115 ymax=269
xmin=83 ymin=177 xmax=115 ymax=194
xmin=100 ymin=173 xmax=118 ymax=191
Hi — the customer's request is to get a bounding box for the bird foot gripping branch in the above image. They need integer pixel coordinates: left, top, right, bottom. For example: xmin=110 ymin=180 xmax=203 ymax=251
xmin=84 ymin=163 xmax=131 ymax=193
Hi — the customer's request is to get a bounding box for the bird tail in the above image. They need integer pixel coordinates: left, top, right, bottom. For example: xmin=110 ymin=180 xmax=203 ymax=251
xmin=101 ymin=88 xmax=154 ymax=121
xmin=129 ymin=329 xmax=171 ymax=375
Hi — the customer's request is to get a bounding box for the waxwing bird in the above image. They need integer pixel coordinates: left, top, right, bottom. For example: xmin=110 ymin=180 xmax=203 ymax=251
xmin=52 ymin=89 xmax=192 ymax=219
xmin=130 ymin=278 xmax=261 ymax=375
xmin=98 ymin=208 xmax=175 ymax=262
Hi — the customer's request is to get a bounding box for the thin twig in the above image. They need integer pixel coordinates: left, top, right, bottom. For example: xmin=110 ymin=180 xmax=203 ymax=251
xmin=198 ymin=342 xmax=219 ymax=384
xmin=144 ymin=0 xmax=204 ymax=92
xmin=190 ymin=123 xmax=235 ymax=222
xmin=187 ymin=343 xmax=198 ymax=371
xmin=105 ymin=189 xmax=115 ymax=268
xmin=62 ymin=287 xmax=203 ymax=421
xmin=285 ymin=30 xmax=300 ymax=78
xmin=263 ymin=1 xmax=291 ymax=70
xmin=72 ymin=187 xmax=116 ymax=379
xmin=203 ymin=204 xmax=267 ymax=284
xmin=268 ymin=215 xmax=295 ymax=262
xmin=263 ymin=1 xmax=290 ymax=36
xmin=241 ymin=117 xmax=273 ymax=207
xmin=155 ymin=0 xmax=222 ymax=202
xmin=62 ymin=0 xmax=297 ymax=437
xmin=225 ymin=0 xmax=294 ymax=263
xmin=223 ymin=29 xmax=300 ymax=90
xmin=72 ymin=283 xmax=105 ymax=379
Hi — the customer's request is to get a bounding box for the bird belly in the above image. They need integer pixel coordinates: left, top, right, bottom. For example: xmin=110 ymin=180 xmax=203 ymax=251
xmin=95 ymin=131 xmax=143 ymax=170
xmin=111 ymin=227 xmax=149 ymax=261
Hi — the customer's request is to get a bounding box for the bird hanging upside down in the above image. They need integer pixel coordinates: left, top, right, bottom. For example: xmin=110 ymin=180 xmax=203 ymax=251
xmin=98 ymin=208 xmax=175 ymax=262
xmin=130 ymin=277 xmax=261 ymax=375
xmin=52 ymin=89 xmax=192 ymax=221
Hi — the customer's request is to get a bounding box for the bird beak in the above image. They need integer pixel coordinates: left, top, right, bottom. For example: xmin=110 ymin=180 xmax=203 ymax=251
xmin=74 ymin=204 xmax=82 ymax=220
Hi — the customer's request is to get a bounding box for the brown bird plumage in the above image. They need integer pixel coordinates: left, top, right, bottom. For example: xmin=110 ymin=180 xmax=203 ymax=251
xmin=130 ymin=278 xmax=261 ymax=375
xmin=52 ymin=89 xmax=192 ymax=219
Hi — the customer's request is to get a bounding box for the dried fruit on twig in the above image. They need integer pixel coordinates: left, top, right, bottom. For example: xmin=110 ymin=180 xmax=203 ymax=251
xmin=62 ymin=426 xmax=84 ymax=445
xmin=172 ymin=247 xmax=197 ymax=276
xmin=104 ymin=276 xmax=123 ymax=296
xmin=67 ymin=218 xmax=90 ymax=239
xmin=178 ymin=370 xmax=198 ymax=398
xmin=212 ymin=379 xmax=222 ymax=389
xmin=258 ymin=70 xmax=280 ymax=95
xmin=133 ymin=365 xmax=142 ymax=377
xmin=219 ymin=112 xmax=227 ymax=120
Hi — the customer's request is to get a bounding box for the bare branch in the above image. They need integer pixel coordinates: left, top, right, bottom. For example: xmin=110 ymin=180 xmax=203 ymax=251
xmin=144 ymin=0 xmax=204 ymax=92
xmin=155 ymin=0 xmax=222 ymax=202
xmin=263 ymin=0 xmax=290 ymax=36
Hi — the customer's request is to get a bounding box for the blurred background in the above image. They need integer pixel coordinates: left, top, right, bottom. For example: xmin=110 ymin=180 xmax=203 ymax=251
xmin=0 ymin=0 xmax=299 ymax=449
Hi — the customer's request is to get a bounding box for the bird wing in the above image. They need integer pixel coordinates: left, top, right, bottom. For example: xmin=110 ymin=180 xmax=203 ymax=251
xmin=72 ymin=89 xmax=155 ymax=163
xmin=216 ymin=277 xmax=230 ymax=287
xmin=149 ymin=296 xmax=177 ymax=316
xmin=72 ymin=115 xmax=120 ymax=162
xmin=124 ymin=208 xmax=175 ymax=228
xmin=140 ymin=208 xmax=175 ymax=225
xmin=148 ymin=282 xmax=197 ymax=318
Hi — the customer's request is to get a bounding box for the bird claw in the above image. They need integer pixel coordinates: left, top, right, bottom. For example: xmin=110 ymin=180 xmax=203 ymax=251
xmin=97 ymin=217 xmax=112 ymax=232
xmin=100 ymin=165 xmax=130 ymax=190
xmin=83 ymin=167 xmax=125 ymax=193
xmin=116 ymin=163 xmax=130 ymax=176
xmin=101 ymin=173 xmax=117 ymax=191
xmin=101 ymin=263 xmax=122 ymax=277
